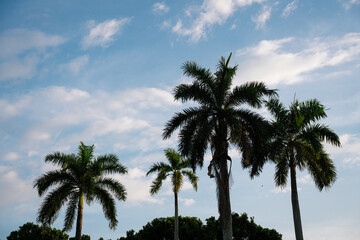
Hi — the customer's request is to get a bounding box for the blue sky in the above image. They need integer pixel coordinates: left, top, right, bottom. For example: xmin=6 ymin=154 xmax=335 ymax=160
xmin=0 ymin=0 xmax=359 ymax=239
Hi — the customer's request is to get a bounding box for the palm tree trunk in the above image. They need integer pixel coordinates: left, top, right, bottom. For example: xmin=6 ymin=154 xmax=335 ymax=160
xmin=174 ymin=191 xmax=179 ymax=240
xmin=290 ymin=164 xmax=304 ymax=240
xmin=75 ymin=193 xmax=84 ymax=240
xmin=218 ymin=154 xmax=233 ymax=240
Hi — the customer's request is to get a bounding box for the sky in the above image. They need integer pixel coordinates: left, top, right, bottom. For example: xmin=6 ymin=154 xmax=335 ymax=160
xmin=0 ymin=0 xmax=359 ymax=239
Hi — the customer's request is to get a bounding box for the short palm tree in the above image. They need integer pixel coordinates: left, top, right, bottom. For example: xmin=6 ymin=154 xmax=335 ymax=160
xmin=265 ymin=98 xmax=341 ymax=240
xmin=146 ymin=148 xmax=198 ymax=240
xmin=33 ymin=142 xmax=127 ymax=240
xmin=163 ymin=54 xmax=277 ymax=240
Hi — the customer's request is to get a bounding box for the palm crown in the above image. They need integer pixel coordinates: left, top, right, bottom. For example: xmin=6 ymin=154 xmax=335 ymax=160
xmin=266 ymin=98 xmax=340 ymax=240
xmin=266 ymin=98 xmax=340 ymax=189
xmin=34 ymin=142 xmax=127 ymax=239
xmin=146 ymin=148 xmax=198 ymax=195
xmin=146 ymin=148 xmax=198 ymax=240
xmin=163 ymin=54 xmax=277 ymax=240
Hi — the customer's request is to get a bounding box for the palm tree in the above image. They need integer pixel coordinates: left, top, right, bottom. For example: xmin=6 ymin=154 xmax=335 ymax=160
xmin=265 ymin=98 xmax=341 ymax=240
xmin=163 ymin=54 xmax=277 ymax=240
xmin=146 ymin=148 xmax=198 ymax=240
xmin=33 ymin=142 xmax=127 ymax=240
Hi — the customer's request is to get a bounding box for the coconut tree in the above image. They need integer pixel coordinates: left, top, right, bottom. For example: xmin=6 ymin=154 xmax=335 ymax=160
xmin=146 ymin=148 xmax=198 ymax=240
xmin=265 ymin=98 xmax=341 ymax=240
xmin=163 ymin=54 xmax=277 ymax=240
xmin=34 ymin=142 xmax=127 ymax=240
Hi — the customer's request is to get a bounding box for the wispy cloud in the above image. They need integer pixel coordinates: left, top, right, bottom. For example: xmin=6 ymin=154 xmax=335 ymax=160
xmin=0 ymin=166 xmax=36 ymax=207
xmin=0 ymin=29 xmax=65 ymax=59
xmin=152 ymin=2 xmax=170 ymax=14
xmin=252 ymin=5 xmax=272 ymax=29
xmin=235 ymin=33 xmax=360 ymax=86
xmin=0 ymin=29 xmax=65 ymax=82
xmin=326 ymin=134 xmax=360 ymax=166
xmin=82 ymin=18 xmax=131 ymax=49
xmin=58 ymin=55 xmax=89 ymax=75
xmin=172 ymin=0 xmax=264 ymax=42
xmin=341 ymin=0 xmax=360 ymax=10
xmin=3 ymin=152 xmax=20 ymax=161
xmin=270 ymin=186 xmax=301 ymax=194
xmin=282 ymin=0 xmax=298 ymax=18
xmin=1 ymin=86 xmax=178 ymax=152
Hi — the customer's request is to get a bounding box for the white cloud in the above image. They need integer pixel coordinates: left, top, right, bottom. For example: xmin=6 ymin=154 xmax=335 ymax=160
xmin=153 ymin=2 xmax=170 ymax=14
xmin=282 ymin=0 xmax=298 ymax=18
xmin=0 ymin=29 xmax=65 ymax=82
xmin=303 ymin=218 xmax=360 ymax=240
xmin=270 ymin=186 xmax=301 ymax=194
xmin=180 ymin=198 xmax=196 ymax=206
xmin=58 ymin=55 xmax=89 ymax=75
xmin=114 ymin=168 xmax=163 ymax=205
xmin=3 ymin=152 xmax=20 ymax=161
xmin=235 ymin=33 xmax=360 ymax=86
xmin=0 ymin=55 xmax=39 ymax=81
xmin=298 ymin=174 xmax=312 ymax=185
xmin=342 ymin=0 xmax=360 ymax=10
xmin=82 ymin=18 xmax=131 ymax=49
xmin=326 ymin=134 xmax=360 ymax=166
xmin=0 ymin=29 xmax=65 ymax=59
xmin=252 ymin=5 xmax=272 ymax=29
xmin=1 ymin=86 xmax=177 ymax=152
xmin=172 ymin=0 xmax=264 ymax=42
xmin=0 ymin=96 xmax=31 ymax=119
xmin=0 ymin=167 xmax=36 ymax=207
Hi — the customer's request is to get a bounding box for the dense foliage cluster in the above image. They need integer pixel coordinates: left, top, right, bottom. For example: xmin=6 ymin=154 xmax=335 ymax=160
xmin=7 ymin=222 xmax=69 ymax=240
xmin=118 ymin=213 xmax=282 ymax=240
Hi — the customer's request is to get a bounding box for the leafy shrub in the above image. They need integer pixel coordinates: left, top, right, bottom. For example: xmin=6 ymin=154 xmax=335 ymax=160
xmin=7 ymin=222 xmax=68 ymax=240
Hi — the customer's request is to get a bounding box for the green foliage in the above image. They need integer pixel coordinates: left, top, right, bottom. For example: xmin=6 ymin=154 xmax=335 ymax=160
xmin=118 ymin=213 xmax=282 ymax=240
xmin=33 ymin=142 xmax=127 ymax=238
xmin=69 ymin=235 xmax=90 ymax=240
xmin=7 ymin=222 xmax=68 ymax=240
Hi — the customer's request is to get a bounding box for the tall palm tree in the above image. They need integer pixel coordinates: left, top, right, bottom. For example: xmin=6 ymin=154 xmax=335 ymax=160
xmin=146 ymin=148 xmax=198 ymax=240
xmin=265 ymin=98 xmax=341 ymax=240
xmin=34 ymin=142 xmax=127 ymax=240
xmin=163 ymin=54 xmax=277 ymax=240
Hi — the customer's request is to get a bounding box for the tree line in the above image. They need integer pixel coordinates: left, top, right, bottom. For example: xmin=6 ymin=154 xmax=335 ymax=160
xmin=27 ymin=54 xmax=340 ymax=240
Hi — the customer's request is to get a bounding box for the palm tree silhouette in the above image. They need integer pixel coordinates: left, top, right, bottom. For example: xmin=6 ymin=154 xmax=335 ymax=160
xmin=265 ymin=98 xmax=341 ymax=240
xmin=34 ymin=142 xmax=127 ymax=240
xmin=163 ymin=53 xmax=276 ymax=240
xmin=146 ymin=148 xmax=198 ymax=240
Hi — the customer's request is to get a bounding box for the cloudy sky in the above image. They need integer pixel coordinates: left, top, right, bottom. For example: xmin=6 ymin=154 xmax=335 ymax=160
xmin=0 ymin=0 xmax=359 ymax=239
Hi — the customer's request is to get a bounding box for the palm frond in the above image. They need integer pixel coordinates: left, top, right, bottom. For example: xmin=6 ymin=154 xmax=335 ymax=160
xmin=299 ymin=99 xmax=327 ymax=125
xmin=163 ymin=107 xmax=205 ymax=139
xmin=94 ymin=155 xmax=128 ymax=175
xmin=274 ymin=155 xmax=289 ymax=187
xmin=181 ymin=61 xmax=215 ymax=92
xmin=146 ymin=162 xmax=172 ymax=176
xmin=300 ymin=124 xmax=341 ymax=147
xmin=94 ymin=186 xmax=118 ymax=229
xmin=96 ymin=177 xmax=127 ymax=201
xmin=34 ymin=170 xmax=75 ymax=196
xmin=63 ymin=192 xmax=79 ymax=232
xmin=172 ymin=171 xmax=183 ymax=193
xmin=173 ymin=82 xmax=216 ymax=106
xmin=149 ymin=172 xmax=167 ymax=195
xmin=181 ymin=170 xmax=198 ymax=191
xmin=45 ymin=152 xmax=76 ymax=168
xmin=36 ymin=183 xmax=75 ymax=226
xmin=226 ymin=82 xmax=277 ymax=108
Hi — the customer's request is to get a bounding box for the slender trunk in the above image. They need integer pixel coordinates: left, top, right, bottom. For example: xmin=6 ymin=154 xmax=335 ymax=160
xmin=174 ymin=191 xmax=179 ymax=240
xmin=215 ymin=149 xmax=233 ymax=240
xmin=75 ymin=193 xmax=84 ymax=240
xmin=290 ymin=164 xmax=304 ymax=240
xmin=218 ymin=158 xmax=233 ymax=240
